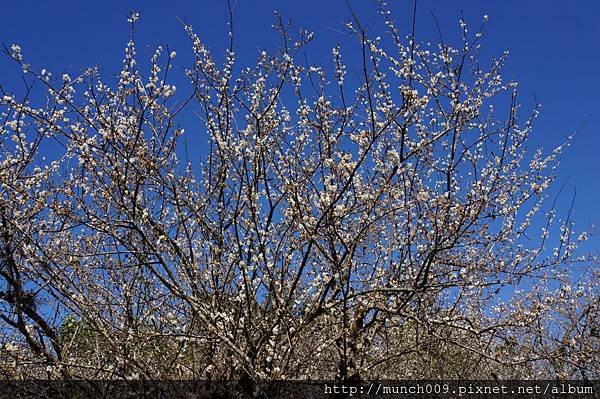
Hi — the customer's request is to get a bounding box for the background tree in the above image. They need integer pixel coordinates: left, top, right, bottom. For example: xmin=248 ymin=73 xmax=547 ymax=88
xmin=0 ymin=3 xmax=597 ymax=382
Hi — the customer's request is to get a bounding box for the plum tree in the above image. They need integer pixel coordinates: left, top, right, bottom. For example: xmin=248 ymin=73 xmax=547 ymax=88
xmin=0 ymin=2 xmax=597 ymax=383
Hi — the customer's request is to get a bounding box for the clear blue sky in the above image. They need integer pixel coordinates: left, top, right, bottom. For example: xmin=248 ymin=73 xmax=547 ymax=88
xmin=1 ymin=0 xmax=598 ymax=252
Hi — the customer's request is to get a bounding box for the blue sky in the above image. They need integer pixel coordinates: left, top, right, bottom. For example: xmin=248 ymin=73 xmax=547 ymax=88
xmin=1 ymin=0 xmax=598 ymax=253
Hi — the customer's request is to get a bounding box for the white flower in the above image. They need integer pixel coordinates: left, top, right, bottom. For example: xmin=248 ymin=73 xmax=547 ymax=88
xmin=10 ymin=44 xmax=22 ymax=61
xmin=388 ymin=149 xmax=400 ymax=164
xmin=25 ymin=324 xmax=35 ymax=335
xmin=5 ymin=342 xmax=17 ymax=353
xmin=127 ymin=12 xmax=140 ymax=23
